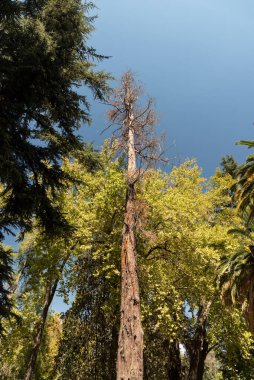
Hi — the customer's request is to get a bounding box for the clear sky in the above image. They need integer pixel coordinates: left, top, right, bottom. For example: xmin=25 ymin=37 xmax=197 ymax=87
xmin=80 ymin=0 xmax=254 ymax=178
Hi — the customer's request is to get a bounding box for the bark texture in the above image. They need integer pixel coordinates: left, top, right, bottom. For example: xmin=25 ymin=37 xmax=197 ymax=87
xmin=111 ymin=72 xmax=160 ymax=379
xmin=244 ymin=276 xmax=254 ymax=334
xmin=116 ymin=125 xmax=143 ymax=379
xmin=117 ymin=184 xmax=143 ymax=379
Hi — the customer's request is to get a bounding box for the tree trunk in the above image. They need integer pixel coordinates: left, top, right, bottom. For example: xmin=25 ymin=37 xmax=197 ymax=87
xmin=188 ymin=338 xmax=208 ymax=380
xmin=116 ymin=125 xmax=143 ymax=379
xmin=109 ymin=324 xmax=118 ymax=380
xmin=187 ymin=303 xmax=211 ymax=380
xmin=23 ymin=278 xmax=58 ymax=380
xmin=245 ymin=276 xmax=254 ymax=334
xmin=196 ymin=338 xmax=209 ymax=380
xmin=164 ymin=339 xmax=182 ymax=380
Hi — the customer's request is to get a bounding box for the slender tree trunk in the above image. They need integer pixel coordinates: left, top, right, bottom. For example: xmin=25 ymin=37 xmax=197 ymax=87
xmin=196 ymin=338 xmax=209 ymax=380
xmin=109 ymin=324 xmax=118 ymax=380
xmin=9 ymin=260 xmax=27 ymax=295
xmin=245 ymin=276 xmax=254 ymax=334
xmin=23 ymin=278 xmax=59 ymax=380
xmin=116 ymin=124 xmax=143 ymax=379
xmin=187 ymin=302 xmax=211 ymax=380
xmin=164 ymin=339 xmax=182 ymax=380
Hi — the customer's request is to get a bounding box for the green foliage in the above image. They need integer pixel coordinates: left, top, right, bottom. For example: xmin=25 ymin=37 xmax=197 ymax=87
xmin=0 ymin=222 xmax=73 ymax=378
xmin=56 ymin=256 xmax=119 ymax=380
xmin=0 ymin=0 xmax=110 ymax=234
xmin=55 ymin=151 xmax=125 ymax=379
xmin=0 ymin=0 xmax=110 ymax=329
xmin=0 ymin=309 xmax=61 ymax=380
xmin=220 ymin=155 xmax=238 ymax=178
xmin=0 ymin=148 xmax=125 ymax=379
xmin=217 ymin=139 xmax=254 ymax=355
xmin=233 ymin=140 xmax=254 ymax=223
xmin=55 ymin=158 xmax=254 ymax=378
xmin=137 ymin=162 xmax=252 ymax=378
xmin=2 ymin=149 xmax=254 ymax=378
xmin=0 ymin=244 xmax=14 ymax=333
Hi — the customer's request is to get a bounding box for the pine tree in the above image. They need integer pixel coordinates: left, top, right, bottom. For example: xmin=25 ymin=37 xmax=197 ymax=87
xmin=0 ymin=0 xmax=110 ymax=330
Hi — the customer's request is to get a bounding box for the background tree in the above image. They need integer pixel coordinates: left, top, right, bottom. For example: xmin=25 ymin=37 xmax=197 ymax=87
xmin=50 ymin=147 xmax=126 ymax=379
xmin=139 ymin=163 xmax=253 ymax=380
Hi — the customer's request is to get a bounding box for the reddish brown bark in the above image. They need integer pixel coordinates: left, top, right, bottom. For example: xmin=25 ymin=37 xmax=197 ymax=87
xmin=111 ymin=72 xmax=161 ymax=379
xmin=117 ymin=182 xmax=143 ymax=379
xmin=117 ymin=121 xmax=143 ymax=377
xmin=244 ymin=276 xmax=254 ymax=334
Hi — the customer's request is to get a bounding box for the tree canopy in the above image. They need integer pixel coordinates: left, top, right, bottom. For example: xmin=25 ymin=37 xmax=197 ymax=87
xmin=0 ymin=0 xmax=110 ymax=234
xmin=0 ymin=0 xmax=110 ymax=330
xmin=2 ymin=148 xmax=254 ymax=379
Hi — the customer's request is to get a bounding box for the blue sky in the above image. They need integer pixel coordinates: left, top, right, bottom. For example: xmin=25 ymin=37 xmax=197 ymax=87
xmin=81 ymin=0 xmax=254 ymax=178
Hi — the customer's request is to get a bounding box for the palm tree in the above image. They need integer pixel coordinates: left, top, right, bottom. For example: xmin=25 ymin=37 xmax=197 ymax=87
xmin=218 ymin=140 xmax=254 ymax=333
xmin=218 ymin=226 xmax=254 ymax=333
xmin=234 ymin=140 xmax=254 ymax=222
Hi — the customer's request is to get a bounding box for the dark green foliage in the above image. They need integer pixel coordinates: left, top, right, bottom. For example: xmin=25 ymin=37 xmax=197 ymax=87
xmin=0 ymin=245 xmax=13 ymax=334
xmin=0 ymin=1 xmax=20 ymax=20
xmin=232 ymin=140 xmax=254 ymax=223
xmin=220 ymin=155 xmax=238 ymax=178
xmin=56 ymin=256 xmax=119 ymax=380
xmin=217 ymin=347 xmax=254 ymax=380
xmin=0 ymin=0 xmax=110 ymax=331
xmin=74 ymin=144 xmax=102 ymax=173
xmin=143 ymin=331 xmax=182 ymax=380
xmin=0 ymin=0 xmax=110 ymax=234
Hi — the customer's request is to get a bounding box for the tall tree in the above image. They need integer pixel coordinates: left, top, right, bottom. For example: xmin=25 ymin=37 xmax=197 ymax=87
xmin=0 ymin=0 xmax=110 ymax=232
xmin=0 ymin=0 xmax=110 ymax=328
xmin=108 ymin=72 xmax=162 ymax=379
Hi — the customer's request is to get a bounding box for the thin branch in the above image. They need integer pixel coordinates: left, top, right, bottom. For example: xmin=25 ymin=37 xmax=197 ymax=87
xmin=207 ymin=343 xmax=218 ymax=354
xmin=145 ymin=242 xmax=176 ymax=258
